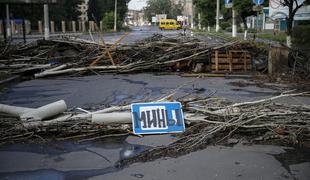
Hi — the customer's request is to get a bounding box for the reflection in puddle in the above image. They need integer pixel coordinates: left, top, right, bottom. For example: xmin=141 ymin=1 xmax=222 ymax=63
xmin=0 ymin=136 xmax=151 ymax=180
xmin=231 ymin=88 xmax=277 ymax=97
xmin=273 ymin=148 xmax=310 ymax=174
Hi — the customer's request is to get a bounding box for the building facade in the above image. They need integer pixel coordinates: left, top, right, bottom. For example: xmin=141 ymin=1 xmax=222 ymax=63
xmin=78 ymin=0 xmax=89 ymax=22
xmin=127 ymin=10 xmax=146 ymax=26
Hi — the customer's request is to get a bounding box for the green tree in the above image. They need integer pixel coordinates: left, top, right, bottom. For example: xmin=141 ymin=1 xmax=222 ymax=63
xmin=88 ymin=0 xmax=129 ymax=29
xmin=233 ymin=0 xmax=255 ymax=30
xmin=193 ymin=0 xmax=216 ymax=27
xmin=281 ymin=0 xmax=310 ymax=45
xmin=101 ymin=11 xmax=122 ymax=30
xmin=1 ymin=1 xmax=82 ymax=30
xmin=144 ymin=0 xmax=183 ymax=21
xmin=49 ymin=0 xmax=82 ymax=22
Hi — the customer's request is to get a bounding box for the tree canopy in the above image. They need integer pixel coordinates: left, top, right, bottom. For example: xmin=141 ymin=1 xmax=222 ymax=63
xmin=0 ymin=0 xmax=82 ymax=29
xmin=193 ymin=0 xmax=216 ymax=27
xmin=143 ymin=0 xmax=183 ymax=21
xmin=88 ymin=0 xmax=129 ymax=24
xmin=281 ymin=0 xmax=310 ymax=35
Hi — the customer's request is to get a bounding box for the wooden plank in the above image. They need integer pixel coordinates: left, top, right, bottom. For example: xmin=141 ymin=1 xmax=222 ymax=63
xmin=211 ymin=58 xmax=251 ymax=64
xmin=212 ymin=64 xmax=252 ymax=70
xmin=229 ymin=51 xmax=232 ymax=72
xmin=243 ymin=51 xmax=247 ymax=72
xmin=212 ymin=54 xmax=251 ymax=58
xmin=215 ymin=50 xmax=219 ymax=72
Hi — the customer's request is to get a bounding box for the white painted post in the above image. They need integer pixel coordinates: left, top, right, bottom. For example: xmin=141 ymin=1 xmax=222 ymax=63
xmin=232 ymin=9 xmax=237 ymax=37
xmin=198 ymin=13 xmax=201 ymax=30
xmin=26 ymin=20 xmax=31 ymax=34
xmin=10 ymin=20 xmax=15 ymax=34
xmin=244 ymin=29 xmax=248 ymax=40
xmin=50 ymin=21 xmax=55 ymax=33
xmin=89 ymin=21 xmax=93 ymax=31
xmin=43 ymin=4 xmax=50 ymax=40
xmin=6 ymin=4 xmax=11 ymax=37
xmin=262 ymin=11 xmax=266 ymax=31
xmin=78 ymin=21 xmax=82 ymax=32
xmin=268 ymin=48 xmax=272 ymax=76
xmin=82 ymin=21 xmax=86 ymax=32
xmin=72 ymin=21 xmax=76 ymax=32
xmin=114 ymin=0 xmax=117 ymax=32
xmin=216 ymin=0 xmax=220 ymax=32
xmin=61 ymin=21 xmax=66 ymax=33
xmin=100 ymin=21 xmax=103 ymax=31
xmin=38 ymin=20 xmax=43 ymax=34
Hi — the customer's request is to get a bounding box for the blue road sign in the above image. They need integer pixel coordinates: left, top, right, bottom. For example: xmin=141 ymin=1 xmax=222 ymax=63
xmin=131 ymin=102 xmax=185 ymax=135
xmin=224 ymin=0 xmax=232 ymax=4
xmin=224 ymin=0 xmax=233 ymax=8
xmin=253 ymin=0 xmax=264 ymax=5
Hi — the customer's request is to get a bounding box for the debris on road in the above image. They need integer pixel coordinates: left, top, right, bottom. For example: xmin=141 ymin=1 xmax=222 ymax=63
xmin=0 ymin=91 xmax=309 ymax=156
xmin=0 ymin=34 xmax=268 ymax=80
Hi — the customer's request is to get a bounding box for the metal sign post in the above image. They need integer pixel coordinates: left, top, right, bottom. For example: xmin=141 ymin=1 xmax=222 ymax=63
xmin=252 ymin=0 xmax=264 ymax=32
xmin=224 ymin=0 xmax=232 ymax=8
xmin=224 ymin=0 xmax=236 ymax=37
xmin=252 ymin=0 xmax=264 ymax=5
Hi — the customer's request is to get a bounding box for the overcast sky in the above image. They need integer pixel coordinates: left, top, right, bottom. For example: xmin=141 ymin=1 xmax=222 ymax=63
xmin=128 ymin=0 xmax=148 ymax=10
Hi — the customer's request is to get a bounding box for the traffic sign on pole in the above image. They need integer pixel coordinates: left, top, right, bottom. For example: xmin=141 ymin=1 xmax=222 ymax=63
xmin=253 ymin=0 xmax=264 ymax=5
xmin=224 ymin=0 xmax=232 ymax=8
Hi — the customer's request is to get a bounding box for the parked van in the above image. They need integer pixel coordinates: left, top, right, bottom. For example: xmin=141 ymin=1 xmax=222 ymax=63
xmin=159 ymin=19 xmax=182 ymax=30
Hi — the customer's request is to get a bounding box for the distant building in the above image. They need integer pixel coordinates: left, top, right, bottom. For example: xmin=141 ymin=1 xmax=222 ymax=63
xmin=182 ymin=0 xmax=194 ymax=27
xmin=127 ymin=10 xmax=147 ymax=26
xmin=78 ymin=0 xmax=89 ymax=21
xmin=246 ymin=1 xmax=310 ymax=32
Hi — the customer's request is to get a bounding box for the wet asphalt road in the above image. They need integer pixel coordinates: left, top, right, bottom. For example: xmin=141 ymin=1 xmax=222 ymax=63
xmin=1 ymin=74 xmax=310 ymax=180
xmin=0 ymin=29 xmax=310 ymax=180
xmin=0 ymin=74 xmax=282 ymax=108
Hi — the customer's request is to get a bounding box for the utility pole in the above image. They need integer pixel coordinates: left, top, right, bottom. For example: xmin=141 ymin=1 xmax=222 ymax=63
xmin=114 ymin=0 xmax=117 ymax=32
xmin=44 ymin=4 xmax=50 ymax=40
xmin=216 ymin=0 xmax=220 ymax=32
xmin=6 ymin=4 xmax=11 ymax=38
xmin=232 ymin=8 xmax=237 ymax=37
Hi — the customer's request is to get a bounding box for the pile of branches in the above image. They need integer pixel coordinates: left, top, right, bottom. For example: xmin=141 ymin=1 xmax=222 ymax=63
xmin=0 ymin=91 xmax=309 ymax=161
xmin=0 ymin=34 xmax=263 ymax=79
xmin=119 ymin=91 xmax=310 ymax=167
xmin=290 ymin=48 xmax=310 ymax=80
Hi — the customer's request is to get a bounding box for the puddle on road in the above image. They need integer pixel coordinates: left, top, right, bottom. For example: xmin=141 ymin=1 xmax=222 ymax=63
xmin=0 ymin=136 xmax=151 ymax=180
xmin=231 ymin=88 xmax=277 ymax=97
xmin=1 ymin=135 xmax=309 ymax=180
xmin=121 ymin=78 xmax=148 ymax=86
xmin=273 ymin=148 xmax=310 ymax=174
